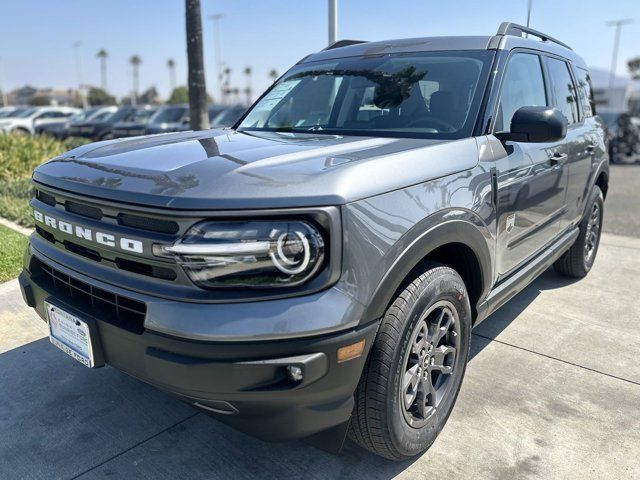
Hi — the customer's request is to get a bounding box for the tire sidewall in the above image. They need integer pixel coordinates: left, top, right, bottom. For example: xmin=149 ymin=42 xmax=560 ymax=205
xmin=387 ymin=270 xmax=472 ymax=457
xmin=578 ymin=187 xmax=604 ymax=273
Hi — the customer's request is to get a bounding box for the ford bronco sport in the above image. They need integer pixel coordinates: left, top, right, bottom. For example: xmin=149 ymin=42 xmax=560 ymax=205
xmin=20 ymin=22 xmax=608 ymax=460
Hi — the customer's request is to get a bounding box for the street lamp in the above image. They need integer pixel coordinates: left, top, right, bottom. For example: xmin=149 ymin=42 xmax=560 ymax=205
xmin=208 ymin=13 xmax=224 ymax=104
xmin=328 ymin=0 xmax=338 ymax=45
xmin=0 ymin=57 xmax=8 ymax=107
xmin=73 ymin=41 xmax=88 ymax=109
xmin=606 ymin=19 xmax=633 ymax=94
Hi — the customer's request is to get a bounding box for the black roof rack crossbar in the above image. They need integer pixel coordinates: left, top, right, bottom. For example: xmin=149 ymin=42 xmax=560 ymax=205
xmin=323 ymin=39 xmax=367 ymax=51
xmin=496 ymin=22 xmax=572 ymax=50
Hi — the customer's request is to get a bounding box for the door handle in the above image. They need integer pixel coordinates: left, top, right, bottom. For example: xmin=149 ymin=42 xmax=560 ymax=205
xmin=585 ymin=143 xmax=596 ymax=153
xmin=549 ymin=153 xmax=567 ymax=166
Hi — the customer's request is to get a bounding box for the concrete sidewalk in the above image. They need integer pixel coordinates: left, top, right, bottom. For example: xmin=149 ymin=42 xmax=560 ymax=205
xmin=1 ymin=233 xmax=639 ymax=479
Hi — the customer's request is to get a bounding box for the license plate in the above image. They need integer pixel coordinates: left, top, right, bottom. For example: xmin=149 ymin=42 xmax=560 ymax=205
xmin=46 ymin=302 xmax=95 ymax=368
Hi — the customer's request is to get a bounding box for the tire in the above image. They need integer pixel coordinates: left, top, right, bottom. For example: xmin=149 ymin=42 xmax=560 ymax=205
xmin=554 ymin=186 xmax=604 ymax=278
xmin=11 ymin=128 xmax=30 ymax=136
xmin=349 ymin=263 xmax=472 ymax=460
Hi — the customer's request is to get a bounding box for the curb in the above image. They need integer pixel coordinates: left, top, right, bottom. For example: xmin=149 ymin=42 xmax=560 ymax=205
xmin=0 ymin=217 xmax=33 ymax=236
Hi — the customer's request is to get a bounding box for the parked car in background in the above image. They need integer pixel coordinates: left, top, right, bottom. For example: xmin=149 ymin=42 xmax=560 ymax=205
xmin=0 ymin=106 xmax=21 ymax=118
xmin=68 ymin=106 xmax=137 ymax=141
xmin=599 ymin=109 xmax=640 ymax=164
xmin=110 ymin=106 xmax=159 ymax=138
xmin=144 ymin=104 xmax=189 ymax=134
xmin=36 ymin=106 xmax=117 ymax=139
xmin=168 ymin=104 xmax=227 ymax=133
xmin=211 ymin=104 xmax=246 ymax=128
xmin=0 ymin=106 xmax=79 ymax=135
xmin=0 ymin=107 xmax=32 ymax=118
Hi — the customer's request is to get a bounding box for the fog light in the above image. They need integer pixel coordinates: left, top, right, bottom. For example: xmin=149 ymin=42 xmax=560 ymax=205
xmin=337 ymin=339 xmax=366 ymax=363
xmin=287 ymin=365 xmax=303 ymax=381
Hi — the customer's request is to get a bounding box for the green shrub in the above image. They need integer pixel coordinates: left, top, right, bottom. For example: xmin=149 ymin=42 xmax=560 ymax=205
xmin=0 ymin=178 xmax=33 ymax=227
xmin=0 ymin=133 xmax=91 ymax=226
xmin=0 ymin=133 xmax=90 ymax=181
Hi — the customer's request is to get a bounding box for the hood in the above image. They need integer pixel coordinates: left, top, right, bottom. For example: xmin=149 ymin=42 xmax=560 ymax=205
xmin=33 ymin=129 xmax=479 ymax=209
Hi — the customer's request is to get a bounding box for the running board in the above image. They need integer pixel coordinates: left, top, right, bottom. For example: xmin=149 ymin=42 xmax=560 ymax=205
xmin=475 ymin=227 xmax=579 ymax=325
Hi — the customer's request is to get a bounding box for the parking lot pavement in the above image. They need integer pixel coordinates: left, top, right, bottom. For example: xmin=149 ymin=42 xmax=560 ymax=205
xmin=1 ymin=232 xmax=639 ymax=479
xmin=603 ymin=164 xmax=640 ymax=238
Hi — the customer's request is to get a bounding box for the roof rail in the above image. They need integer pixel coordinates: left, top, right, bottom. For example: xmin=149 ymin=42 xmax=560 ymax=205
xmin=496 ymin=22 xmax=572 ymax=50
xmin=323 ymin=39 xmax=367 ymax=51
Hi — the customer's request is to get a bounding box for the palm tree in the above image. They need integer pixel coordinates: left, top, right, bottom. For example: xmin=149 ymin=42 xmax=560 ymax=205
xmin=185 ymin=0 xmax=210 ymax=129
xmin=96 ymin=49 xmax=108 ymax=90
xmin=269 ymin=69 xmax=279 ymax=83
xmin=129 ymin=55 xmax=142 ymax=105
xmin=167 ymin=58 xmax=176 ymax=92
xmin=243 ymin=66 xmax=252 ymax=105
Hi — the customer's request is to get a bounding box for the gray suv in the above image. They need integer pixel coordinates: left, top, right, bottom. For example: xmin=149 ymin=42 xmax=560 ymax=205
xmin=20 ymin=22 xmax=608 ymax=460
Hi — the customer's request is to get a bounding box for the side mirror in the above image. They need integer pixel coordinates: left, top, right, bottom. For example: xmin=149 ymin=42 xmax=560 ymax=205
xmin=496 ymin=106 xmax=567 ymax=143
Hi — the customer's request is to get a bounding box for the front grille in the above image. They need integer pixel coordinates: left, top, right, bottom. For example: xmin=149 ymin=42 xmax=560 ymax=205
xmin=37 ymin=228 xmax=177 ymax=282
xmin=36 ymin=190 xmax=56 ymax=206
xmin=118 ymin=213 xmax=179 ymax=234
xmin=65 ymin=201 xmax=103 ymax=220
xmin=37 ymin=260 xmax=146 ymax=334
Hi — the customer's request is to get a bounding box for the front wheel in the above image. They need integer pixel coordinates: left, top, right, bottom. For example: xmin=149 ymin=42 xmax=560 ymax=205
xmin=349 ymin=263 xmax=471 ymax=460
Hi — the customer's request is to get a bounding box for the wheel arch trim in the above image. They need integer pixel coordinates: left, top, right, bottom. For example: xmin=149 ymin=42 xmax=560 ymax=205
xmin=360 ymin=212 xmax=494 ymax=324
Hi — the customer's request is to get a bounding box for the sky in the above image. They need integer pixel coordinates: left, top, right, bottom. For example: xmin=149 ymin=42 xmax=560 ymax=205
xmin=1 ymin=0 xmax=639 ymax=103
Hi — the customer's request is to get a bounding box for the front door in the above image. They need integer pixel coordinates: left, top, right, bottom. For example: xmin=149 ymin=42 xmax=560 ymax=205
xmin=492 ymin=52 xmax=569 ymax=276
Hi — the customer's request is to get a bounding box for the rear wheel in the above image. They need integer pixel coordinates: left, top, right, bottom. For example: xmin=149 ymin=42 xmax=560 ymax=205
xmin=349 ymin=263 xmax=471 ymax=460
xmin=554 ymin=186 xmax=604 ymax=278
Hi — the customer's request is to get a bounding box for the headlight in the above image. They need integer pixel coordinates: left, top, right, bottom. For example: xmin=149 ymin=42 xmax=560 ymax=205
xmin=154 ymin=220 xmax=325 ymax=288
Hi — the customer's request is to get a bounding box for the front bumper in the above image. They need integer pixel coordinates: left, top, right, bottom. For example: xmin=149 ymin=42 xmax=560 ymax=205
xmin=19 ymin=246 xmax=378 ymax=441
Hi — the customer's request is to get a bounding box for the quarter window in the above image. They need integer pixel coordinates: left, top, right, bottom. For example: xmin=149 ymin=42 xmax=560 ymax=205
xmin=575 ymin=67 xmax=595 ymax=118
xmin=495 ymin=53 xmax=547 ymax=132
xmin=546 ymin=58 xmax=580 ymax=124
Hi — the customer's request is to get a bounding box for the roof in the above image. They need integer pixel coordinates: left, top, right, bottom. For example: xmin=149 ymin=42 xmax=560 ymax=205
xmin=301 ymin=22 xmax=587 ymax=70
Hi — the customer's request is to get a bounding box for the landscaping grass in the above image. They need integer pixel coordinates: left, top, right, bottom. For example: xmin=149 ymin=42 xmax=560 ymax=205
xmin=0 ymin=224 xmax=28 ymax=283
xmin=0 ymin=134 xmax=90 ymax=227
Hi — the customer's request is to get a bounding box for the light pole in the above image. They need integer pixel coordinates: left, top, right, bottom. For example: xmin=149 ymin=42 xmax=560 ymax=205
xmin=606 ymin=19 xmax=633 ymax=94
xmin=208 ymin=13 xmax=224 ymax=104
xmin=0 ymin=57 xmax=8 ymax=107
xmin=328 ymin=0 xmax=338 ymax=45
xmin=73 ymin=41 xmax=88 ymax=108
xmin=526 ymin=0 xmax=532 ymax=28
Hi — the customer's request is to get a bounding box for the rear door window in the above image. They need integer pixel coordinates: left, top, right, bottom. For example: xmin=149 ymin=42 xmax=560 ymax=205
xmin=546 ymin=57 xmax=580 ymax=124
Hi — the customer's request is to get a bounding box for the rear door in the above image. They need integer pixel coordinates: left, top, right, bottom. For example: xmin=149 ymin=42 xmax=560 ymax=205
xmin=563 ymin=65 xmax=601 ymax=228
xmin=492 ymin=51 xmax=569 ymax=277
xmin=543 ymin=56 xmax=589 ymax=233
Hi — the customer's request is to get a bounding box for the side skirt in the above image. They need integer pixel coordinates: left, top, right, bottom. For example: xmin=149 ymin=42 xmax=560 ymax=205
xmin=475 ymin=227 xmax=579 ymax=325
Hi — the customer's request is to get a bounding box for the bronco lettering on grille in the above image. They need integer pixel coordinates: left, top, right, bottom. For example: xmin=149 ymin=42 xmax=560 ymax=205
xmin=33 ymin=209 xmax=144 ymax=254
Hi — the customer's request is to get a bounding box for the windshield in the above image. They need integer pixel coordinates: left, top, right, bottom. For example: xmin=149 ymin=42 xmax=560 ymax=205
xmin=207 ymin=105 xmax=225 ymax=121
xmin=11 ymin=107 xmax=38 ymax=118
xmin=238 ymin=51 xmax=493 ymax=139
xmin=105 ymin=107 xmax=134 ymax=123
xmin=150 ymin=106 xmax=187 ymax=124
xmin=214 ymin=106 xmax=245 ymax=127
xmin=131 ymin=108 xmax=157 ymax=123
